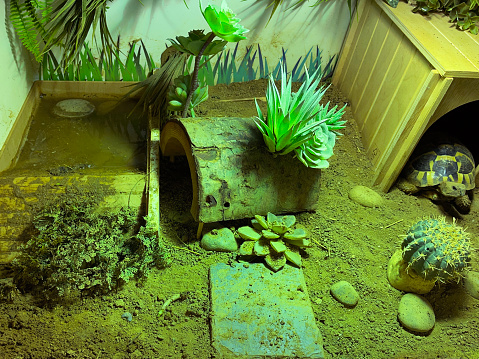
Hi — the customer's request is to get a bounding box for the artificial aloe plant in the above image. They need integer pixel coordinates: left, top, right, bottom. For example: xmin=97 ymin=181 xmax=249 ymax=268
xmin=238 ymin=212 xmax=311 ymax=272
xmin=254 ymin=64 xmax=346 ymax=168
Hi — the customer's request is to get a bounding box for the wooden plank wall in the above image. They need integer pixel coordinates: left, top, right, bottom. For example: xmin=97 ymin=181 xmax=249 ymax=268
xmin=333 ymin=0 xmax=438 ymax=190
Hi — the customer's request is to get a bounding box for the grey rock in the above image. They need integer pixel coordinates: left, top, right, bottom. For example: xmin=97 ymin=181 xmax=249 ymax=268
xmin=121 ymin=312 xmax=133 ymax=322
xmin=330 ymin=281 xmax=359 ymax=307
xmin=398 ymin=293 xmax=435 ymax=333
xmin=201 ymin=228 xmax=238 ymax=252
xmin=210 ymin=262 xmax=324 ymax=358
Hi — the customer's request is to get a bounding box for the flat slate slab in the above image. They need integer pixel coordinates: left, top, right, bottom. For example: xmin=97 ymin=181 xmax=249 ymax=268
xmin=209 ymin=262 xmax=324 ymax=358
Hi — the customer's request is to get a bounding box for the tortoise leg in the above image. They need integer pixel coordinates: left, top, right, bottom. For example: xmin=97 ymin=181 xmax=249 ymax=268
xmin=454 ymin=193 xmax=472 ymax=214
xmin=396 ymin=178 xmax=420 ymax=195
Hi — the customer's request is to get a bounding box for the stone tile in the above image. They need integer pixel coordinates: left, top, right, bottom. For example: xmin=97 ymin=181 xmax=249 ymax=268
xmin=210 ymin=262 xmax=324 ymax=358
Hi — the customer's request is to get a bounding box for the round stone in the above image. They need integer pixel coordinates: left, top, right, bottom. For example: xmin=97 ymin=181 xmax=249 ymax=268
xmin=348 ymin=185 xmax=384 ymax=208
xmin=398 ymin=293 xmax=435 ymax=333
xmin=330 ymin=280 xmax=359 ymax=307
xmin=53 ymin=99 xmax=95 ymax=118
xmin=387 ymin=250 xmax=436 ymax=294
xmin=464 ymin=271 xmax=479 ymax=300
xmin=201 ymin=228 xmax=238 ymax=252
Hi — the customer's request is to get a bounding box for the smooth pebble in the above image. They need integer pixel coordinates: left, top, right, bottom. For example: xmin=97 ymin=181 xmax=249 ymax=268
xmin=121 ymin=312 xmax=133 ymax=322
xmin=201 ymin=228 xmax=238 ymax=252
xmin=348 ymin=185 xmax=384 ymax=208
xmin=330 ymin=281 xmax=359 ymax=307
xmin=398 ymin=293 xmax=435 ymax=333
xmin=464 ymin=271 xmax=479 ymax=300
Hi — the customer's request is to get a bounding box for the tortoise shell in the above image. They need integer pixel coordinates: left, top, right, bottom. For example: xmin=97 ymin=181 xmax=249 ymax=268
xmin=404 ymin=141 xmax=475 ymax=190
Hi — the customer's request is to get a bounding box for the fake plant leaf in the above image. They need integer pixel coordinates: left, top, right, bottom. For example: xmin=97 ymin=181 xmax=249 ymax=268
xmin=239 ymin=241 xmax=255 ymax=256
xmin=255 ymin=62 xmax=346 ymax=167
xmin=265 ymin=252 xmax=286 ymax=272
xmin=238 ymin=226 xmax=261 ymax=241
xmin=200 ymin=0 xmax=249 ymax=42
xmin=262 ymin=230 xmax=280 ymax=239
xmin=270 ymin=240 xmax=287 ymax=253
xmin=254 ymin=215 xmax=269 ymax=230
xmin=284 ymin=228 xmax=307 ymax=241
xmin=254 ymin=239 xmax=271 ymax=256
xmin=267 ymin=212 xmax=278 ymax=224
xmin=282 ymin=215 xmax=296 ymax=228
xmin=284 ymin=249 xmax=302 ymax=267
xmin=238 ymin=213 xmax=309 ymax=272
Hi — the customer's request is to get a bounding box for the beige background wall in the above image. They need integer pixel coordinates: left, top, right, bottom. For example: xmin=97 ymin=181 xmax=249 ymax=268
xmin=105 ymin=0 xmax=352 ymax=69
xmin=0 ymin=3 xmax=36 ymax=154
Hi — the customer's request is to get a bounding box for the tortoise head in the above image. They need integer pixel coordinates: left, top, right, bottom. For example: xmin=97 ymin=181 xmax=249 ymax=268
xmin=438 ymin=181 xmax=466 ymax=198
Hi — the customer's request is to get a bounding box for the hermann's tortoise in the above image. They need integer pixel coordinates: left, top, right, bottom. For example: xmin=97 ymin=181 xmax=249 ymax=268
xmin=397 ymin=136 xmax=476 ymax=214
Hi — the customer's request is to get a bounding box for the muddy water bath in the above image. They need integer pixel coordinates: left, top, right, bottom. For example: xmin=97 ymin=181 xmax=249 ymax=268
xmin=11 ymin=97 xmax=147 ymax=176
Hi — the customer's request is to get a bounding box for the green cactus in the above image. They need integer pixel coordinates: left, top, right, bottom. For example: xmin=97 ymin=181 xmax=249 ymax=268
xmin=237 ymin=212 xmax=311 ymax=272
xmin=401 ymin=217 xmax=471 ymax=282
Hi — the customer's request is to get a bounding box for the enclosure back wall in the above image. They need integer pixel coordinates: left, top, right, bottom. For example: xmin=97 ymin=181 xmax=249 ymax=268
xmin=104 ymin=0 xmax=352 ymax=71
xmin=0 ymin=3 xmax=36 ymax=162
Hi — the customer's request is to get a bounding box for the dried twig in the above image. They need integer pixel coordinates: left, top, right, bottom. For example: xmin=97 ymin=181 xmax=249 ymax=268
xmin=381 ymin=219 xmax=403 ymax=229
xmin=158 ymin=292 xmax=188 ymax=318
xmin=171 ymin=245 xmax=201 ymax=255
xmin=312 ymin=237 xmax=331 ymax=257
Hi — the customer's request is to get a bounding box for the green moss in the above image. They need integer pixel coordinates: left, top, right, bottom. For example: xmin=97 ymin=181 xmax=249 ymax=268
xmin=11 ymin=195 xmax=170 ymax=303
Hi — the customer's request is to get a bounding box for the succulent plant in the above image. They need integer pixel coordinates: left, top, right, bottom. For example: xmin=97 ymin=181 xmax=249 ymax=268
xmin=237 ymin=212 xmax=310 ymax=272
xmin=200 ymin=0 xmax=249 ymax=42
xmin=411 ymin=0 xmax=479 ymax=34
xmin=168 ymin=29 xmax=227 ymax=57
xmin=170 ymin=1 xmax=248 ymax=117
xmin=167 ymin=74 xmax=208 ymax=117
xmin=401 ymin=217 xmax=471 ymax=282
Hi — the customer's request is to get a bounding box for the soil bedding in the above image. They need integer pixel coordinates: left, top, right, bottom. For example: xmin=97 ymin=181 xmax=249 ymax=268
xmin=1 ymin=79 xmax=479 ymax=359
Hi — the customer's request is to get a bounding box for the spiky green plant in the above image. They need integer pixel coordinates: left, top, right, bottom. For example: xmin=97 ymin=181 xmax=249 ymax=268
xmin=254 ymin=64 xmax=346 ymax=168
xmin=238 ymin=212 xmax=310 ymax=272
xmin=9 ymin=0 xmax=122 ymax=68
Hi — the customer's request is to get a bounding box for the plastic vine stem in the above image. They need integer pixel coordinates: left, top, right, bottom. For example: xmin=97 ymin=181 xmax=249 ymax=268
xmin=182 ymin=32 xmax=215 ymax=118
